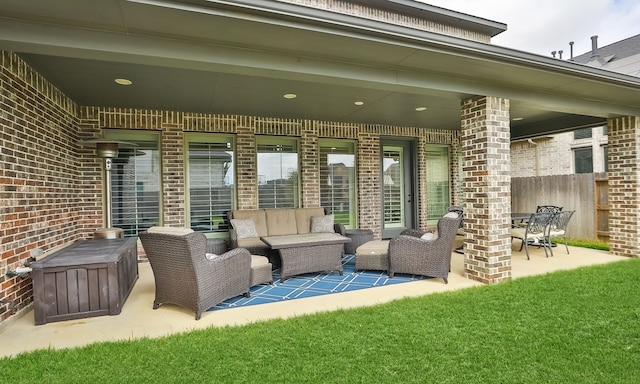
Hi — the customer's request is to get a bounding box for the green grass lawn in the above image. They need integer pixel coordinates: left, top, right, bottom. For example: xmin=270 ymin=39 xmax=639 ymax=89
xmin=2 ymin=259 xmax=639 ymax=383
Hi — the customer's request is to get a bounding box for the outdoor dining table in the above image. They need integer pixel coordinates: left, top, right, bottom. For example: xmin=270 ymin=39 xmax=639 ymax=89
xmin=511 ymin=212 xmax=532 ymax=227
xmin=454 ymin=213 xmax=541 ymax=254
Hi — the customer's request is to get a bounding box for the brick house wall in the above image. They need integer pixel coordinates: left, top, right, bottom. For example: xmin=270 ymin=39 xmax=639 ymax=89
xmin=77 ymin=113 xmax=458 ymax=238
xmin=0 ymin=52 xmax=82 ymax=321
xmin=510 ymin=130 xmax=608 ymax=177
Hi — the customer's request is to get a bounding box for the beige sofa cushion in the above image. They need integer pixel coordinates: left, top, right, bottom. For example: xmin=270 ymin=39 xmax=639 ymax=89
xmin=265 ymin=209 xmax=298 ymax=236
xmin=237 ymin=237 xmax=269 ymax=250
xmin=356 ymin=240 xmax=390 ymax=256
xmin=295 ymin=207 xmax=326 ymax=234
xmin=232 ymin=209 xmax=268 ymax=236
xmin=147 ymin=226 xmax=194 ymax=236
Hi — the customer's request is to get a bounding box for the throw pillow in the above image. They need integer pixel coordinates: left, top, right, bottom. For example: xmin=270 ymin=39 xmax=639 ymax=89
xmin=420 ymin=232 xmax=434 ymax=240
xmin=443 ymin=212 xmax=459 ymax=219
xmin=310 ymin=214 xmax=334 ymax=233
xmin=230 ymin=218 xmax=259 ymax=239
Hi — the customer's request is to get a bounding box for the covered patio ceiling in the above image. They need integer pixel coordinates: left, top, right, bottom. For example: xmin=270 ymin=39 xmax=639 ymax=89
xmin=2 ymin=0 xmax=640 ymax=140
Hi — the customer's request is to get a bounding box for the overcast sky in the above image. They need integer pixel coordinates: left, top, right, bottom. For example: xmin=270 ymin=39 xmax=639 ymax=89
xmin=418 ymin=0 xmax=640 ymax=58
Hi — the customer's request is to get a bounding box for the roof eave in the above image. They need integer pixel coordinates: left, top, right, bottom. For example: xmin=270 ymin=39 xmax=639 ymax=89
xmin=187 ymin=0 xmax=639 ymax=87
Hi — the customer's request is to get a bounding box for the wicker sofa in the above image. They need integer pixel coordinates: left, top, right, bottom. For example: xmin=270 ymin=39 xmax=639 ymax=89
xmin=227 ymin=207 xmax=345 ymax=256
xmin=227 ymin=208 xmax=349 ymax=279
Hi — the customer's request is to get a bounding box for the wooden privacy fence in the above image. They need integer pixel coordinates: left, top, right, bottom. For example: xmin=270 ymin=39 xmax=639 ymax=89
xmin=511 ymin=173 xmax=608 ymax=241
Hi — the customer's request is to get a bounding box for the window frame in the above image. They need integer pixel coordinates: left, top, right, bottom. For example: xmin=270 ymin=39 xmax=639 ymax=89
xmin=425 ymin=145 xmax=452 ymax=225
xmin=574 ymin=146 xmax=594 ymax=174
xmin=256 ymin=136 xmax=300 ymax=209
xmin=319 ymin=139 xmax=357 ymax=229
xmin=185 ymin=133 xmax=236 ymax=235
xmin=573 ymin=127 xmax=593 ymax=140
xmin=103 ymin=129 xmax=162 ymax=237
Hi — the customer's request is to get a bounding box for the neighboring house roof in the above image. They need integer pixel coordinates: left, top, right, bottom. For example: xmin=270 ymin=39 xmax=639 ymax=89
xmin=572 ymin=34 xmax=640 ymax=76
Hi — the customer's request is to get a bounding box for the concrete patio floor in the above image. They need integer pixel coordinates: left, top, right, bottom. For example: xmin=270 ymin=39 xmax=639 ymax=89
xmin=0 ymin=241 xmax=628 ymax=358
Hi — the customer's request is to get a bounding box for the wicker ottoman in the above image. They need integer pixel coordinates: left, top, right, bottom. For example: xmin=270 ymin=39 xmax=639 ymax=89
xmin=251 ymin=255 xmax=273 ymax=286
xmin=355 ymin=240 xmax=390 ymax=272
xmin=345 ymin=229 xmax=374 ymax=254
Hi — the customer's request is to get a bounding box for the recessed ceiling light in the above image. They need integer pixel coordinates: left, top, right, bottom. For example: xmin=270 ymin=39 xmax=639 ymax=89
xmin=283 ymin=93 xmax=297 ymax=99
xmin=354 ymin=101 xmax=364 ymax=106
xmin=512 ymin=117 xmax=524 ymax=121
xmin=114 ymin=78 xmax=132 ymax=86
xmin=415 ymin=106 xmax=427 ymax=111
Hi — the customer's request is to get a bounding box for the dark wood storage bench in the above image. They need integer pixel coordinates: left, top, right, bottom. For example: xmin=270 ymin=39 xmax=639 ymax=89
xmin=30 ymin=238 xmax=138 ymax=325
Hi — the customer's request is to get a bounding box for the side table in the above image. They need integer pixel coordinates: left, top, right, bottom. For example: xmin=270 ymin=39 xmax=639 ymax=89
xmin=206 ymin=237 xmax=228 ymax=254
xmin=344 ymin=228 xmax=374 ymax=254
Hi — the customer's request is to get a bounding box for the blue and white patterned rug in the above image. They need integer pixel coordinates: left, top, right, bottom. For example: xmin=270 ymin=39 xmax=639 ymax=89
xmin=209 ymin=254 xmax=427 ymax=311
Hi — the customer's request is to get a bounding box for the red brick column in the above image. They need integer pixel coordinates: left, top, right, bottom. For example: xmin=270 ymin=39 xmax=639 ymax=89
xmin=607 ymin=116 xmax=640 ymax=257
xmin=301 ymin=122 xmax=320 ymax=207
xmin=461 ymin=96 xmax=512 ymax=284
xmin=160 ymin=117 xmax=187 ymax=226
xmin=357 ymin=127 xmax=382 ymax=238
xmin=235 ymin=122 xmax=258 ymax=210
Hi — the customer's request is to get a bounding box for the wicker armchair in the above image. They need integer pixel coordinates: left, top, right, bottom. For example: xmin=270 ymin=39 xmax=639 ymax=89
xmin=139 ymin=228 xmax=251 ymax=320
xmin=388 ymin=215 xmax=463 ymax=284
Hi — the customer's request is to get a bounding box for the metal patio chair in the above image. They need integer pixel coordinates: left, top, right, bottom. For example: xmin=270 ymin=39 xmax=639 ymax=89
xmin=536 ymin=205 xmax=563 ymax=213
xmin=446 ymin=206 xmax=465 ymax=254
xmin=510 ymin=212 xmax=553 ymax=260
xmin=546 ymin=210 xmax=574 ymax=256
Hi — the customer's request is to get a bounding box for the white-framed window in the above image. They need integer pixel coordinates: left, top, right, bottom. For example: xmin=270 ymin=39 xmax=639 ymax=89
xmin=186 ymin=134 xmax=235 ymax=234
xmin=319 ymin=140 xmax=356 ymax=228
xmin=383 ymin=146 xmax=404 ymax=227
xmin=104 ymin=130 xmax=161 ymax=237
xmin=574 ymin=127 xmax=592 ymax=140
xmin=257 ymin=137 xmax=299 ymax=209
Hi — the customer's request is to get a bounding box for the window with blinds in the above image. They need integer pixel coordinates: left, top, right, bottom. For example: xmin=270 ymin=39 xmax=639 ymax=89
xmin=383 ymin=146 xmax=404 ymax=226
xmin=187 ymin=136 xmax=234 ymax=233
xmin=105 ymin=131 xmax=161 ymax=237
xmin=425 ymin=145 xmax=451 ymax=224
xmin=319 ymin=140 xmax=356 ymax=228
xmin=257 ymin=138 xmax=299 ymax=209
